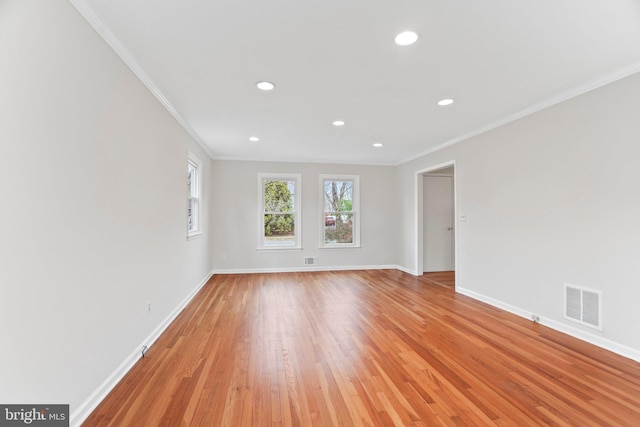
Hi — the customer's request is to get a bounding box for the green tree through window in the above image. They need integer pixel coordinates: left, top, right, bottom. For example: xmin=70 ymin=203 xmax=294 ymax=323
xmin=264 ymin=180 xmax=294 ymax=237
xmin=259 ymin=174 xmax=301 ymax=249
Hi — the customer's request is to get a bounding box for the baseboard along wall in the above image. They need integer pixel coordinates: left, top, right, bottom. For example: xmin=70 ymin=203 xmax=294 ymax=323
xmin=70 ymin=271 xmax=214 ymax=427
xmin=70 ymin=267 xmax=639 ymax=426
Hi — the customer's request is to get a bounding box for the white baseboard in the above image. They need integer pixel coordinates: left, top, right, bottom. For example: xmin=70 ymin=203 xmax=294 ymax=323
xmin=70 ymin=270 xmax=214 ymax=427
xmin=457 ymin=287 xmax=640 ymax=363
xmin=212 ymin=264 xmax=398 ymax=275
xmin=71 ymin=269 xmax=639 ymax=427
xmin=396 ymin=265 xmax=419 ymax=276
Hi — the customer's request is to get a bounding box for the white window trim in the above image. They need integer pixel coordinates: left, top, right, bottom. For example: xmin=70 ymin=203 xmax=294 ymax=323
xmin=319 ymin=174 xmax=360 ymax=248
xmin=187 ymin=152 xmax=203 ymax=238
xmin=257 ymin=173 xmax=302 ymax=250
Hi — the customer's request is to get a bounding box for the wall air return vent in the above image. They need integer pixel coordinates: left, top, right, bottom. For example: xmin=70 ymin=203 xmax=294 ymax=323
xmin=304 ymin=257 xmax=317 ymax=266
xmin=564 ymin=283 xmax=602 ymax=330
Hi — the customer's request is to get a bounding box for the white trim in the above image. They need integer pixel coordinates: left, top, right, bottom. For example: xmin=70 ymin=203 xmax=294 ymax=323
xmin=255 ymin=247 xmax=303 ymax=252
xmin=397 ymin=61 xmax=640 ymax=166
xmin=319 ymin=174 xmax=361 ymax=249
xmin=187 ymin=152 xmax=203 ymax=238
xmin=212 ymin=264 xmax=398 ymax=275
xmin=68 ymin=0 xmax=213 ymax=159
xmin=457 ymin=287 xmax=640 ymax=363
xmin=70 ymin=270 xmax=214 ymax=427
xmin=414 ymin=161 xmax=457 ymax=282
xmin=257 ymin=173 xmax=302 ymax=250
xmin=63 ymin=1 xmax=640 ymax=168
xmin=395 ymin=264 xmax=419 ymax=276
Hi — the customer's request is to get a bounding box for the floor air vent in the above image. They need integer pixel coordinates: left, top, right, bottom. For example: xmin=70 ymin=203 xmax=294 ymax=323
xmin=564 ymin=283 xmax=602 ymax=330
xmin=304 ymin=257 xmax=317 ymax=266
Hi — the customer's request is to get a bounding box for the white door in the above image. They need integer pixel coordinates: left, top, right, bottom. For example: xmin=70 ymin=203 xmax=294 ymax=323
xmin=423 ymin=175 xmax=454 ymax=272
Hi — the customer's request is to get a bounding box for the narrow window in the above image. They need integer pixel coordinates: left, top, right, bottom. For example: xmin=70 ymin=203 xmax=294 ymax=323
xmin=258 ymin=173 xmax=301 ymax=249
xmin=321 ymin=175 xmax=360 ymax=248
xmin=187 ymin=153 xmax=202 ymax=237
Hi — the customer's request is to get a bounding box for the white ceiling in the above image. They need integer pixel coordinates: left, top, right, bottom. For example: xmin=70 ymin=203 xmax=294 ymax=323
xmin=70 ymin=0 xmax=640 ymax=165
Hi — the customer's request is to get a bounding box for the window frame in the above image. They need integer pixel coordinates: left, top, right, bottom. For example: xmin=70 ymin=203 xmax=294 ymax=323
xmin=187 ymin=152 xmax=203 ymax=238
xmin=257 ymin=173 xmax=302 ymax=250
xmin=319 ymin=174 xmax=360 ymax=248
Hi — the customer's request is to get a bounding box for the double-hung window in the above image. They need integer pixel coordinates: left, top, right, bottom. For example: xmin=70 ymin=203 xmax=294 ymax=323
xmin=258 ymin=173 xmax=301 ymax=249
xmin=320 ymin=174 xmax=360 ymax=248
xmin=187 ymin=153 xmax=202 ymax=237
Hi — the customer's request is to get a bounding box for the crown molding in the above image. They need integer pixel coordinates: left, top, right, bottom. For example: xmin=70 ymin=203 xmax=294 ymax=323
xmin=398 ymin=61 xmax=640 ymax=166
xmin=68 ymin=0 xmax=214 ymax=159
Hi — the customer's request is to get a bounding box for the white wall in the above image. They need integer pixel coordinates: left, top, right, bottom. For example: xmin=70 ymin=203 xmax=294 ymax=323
xmin=0 ymin=0 xmax=213 ymax=421
xmin=211 ymin=160 xmax=397 ymax=272
xmin=397 ymin=71 xmax=640 ymax=358
xmin=2 ymin=1 xmax=638 ymax=421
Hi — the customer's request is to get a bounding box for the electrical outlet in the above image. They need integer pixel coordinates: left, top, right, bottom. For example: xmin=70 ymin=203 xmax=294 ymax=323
xmin=147 ymin=300 xmax=151 ymax=312
xmin=220 ymin=252 xmax=226 ymax=260
xmin=531 ymin=314 xmax=540 ymax=323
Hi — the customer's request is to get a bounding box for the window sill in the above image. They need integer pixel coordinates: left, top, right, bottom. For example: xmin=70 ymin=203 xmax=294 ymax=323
xmin=319 ymin=245 xmax=361 ymax=249
xmin=187 ymin=230 xmax=203 ymax=240
xmin=256 ymin=247 xmax=303 ymax=252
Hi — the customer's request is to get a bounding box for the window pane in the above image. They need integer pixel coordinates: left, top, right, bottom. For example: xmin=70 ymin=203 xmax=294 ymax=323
xmin=320 ymin=175 xmax=359 ymax=248
xmin=188 ymin=163 xmax=197 ymax=198
xmin=188 ymin=199 xmax=196 ymax=231
xmin=324 ymin=212 xmax=353 ymax=244
xmin=187 ymin=153 xmax=202 ymax=236
xmin=264 ymin=180 xmax=295 ymax=213
xmin=264 ymin=213 xmax=296 ymax=246
xmin=258 ymin=173 xmax=301 ymax=249
xmin=324 ymin=180 xmax=353 ymax=212
xmin=323 ymin=179 xmax=354 ymax=244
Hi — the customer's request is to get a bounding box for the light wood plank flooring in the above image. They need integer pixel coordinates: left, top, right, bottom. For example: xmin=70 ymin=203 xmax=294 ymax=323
xmin=83 ymin=270 xmax=640 ymax=426
xmin=422 ymin=271 xmax=455 ymax=288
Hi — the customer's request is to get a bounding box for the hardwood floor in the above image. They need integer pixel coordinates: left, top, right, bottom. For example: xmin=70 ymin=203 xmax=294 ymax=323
xmin=83 ymin=270 xmax=640 ymax=426
xmin=422 ymin=271 xmax=455 ymax=288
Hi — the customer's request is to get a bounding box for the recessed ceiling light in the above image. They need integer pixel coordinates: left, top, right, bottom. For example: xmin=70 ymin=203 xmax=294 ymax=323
xmin=332 ymin=120 xmax=345 ymax=126
xmin=256 ymin=81 xmax=275 ymax=91
xmin=437 ymin=98 xmax=454 ymax=106
xmin=395 ymin=31 xmax=418 ymax=46
xmin=249 ymin=136 xmax=260 ymax=142
xmin=373 ymin=143 xmax=383 ymax=148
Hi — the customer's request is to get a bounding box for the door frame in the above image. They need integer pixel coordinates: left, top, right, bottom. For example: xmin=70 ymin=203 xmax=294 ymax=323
xmin=415 ymin=161 xmax=457 ymax=284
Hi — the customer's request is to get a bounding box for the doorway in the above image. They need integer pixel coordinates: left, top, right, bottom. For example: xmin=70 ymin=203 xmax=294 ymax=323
xmin=416 ymin=163 xmax=456 ymax=282
xmin=423 ymin=173 xmax=454 ymax=271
